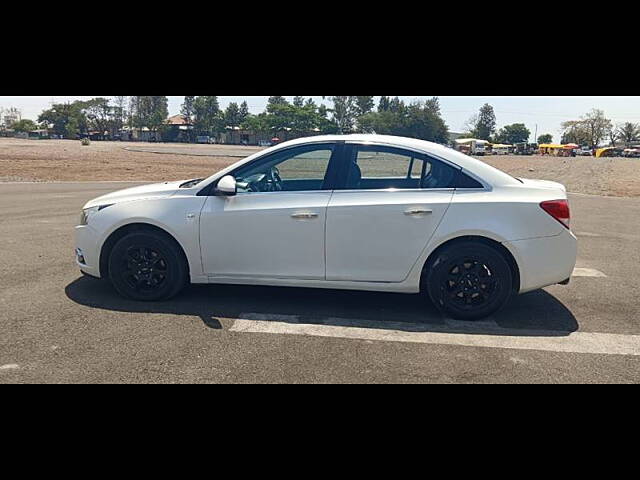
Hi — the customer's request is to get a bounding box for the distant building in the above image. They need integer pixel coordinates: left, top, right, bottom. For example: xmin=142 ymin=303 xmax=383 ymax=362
xmin=163 ymin=114 xmax=193 ymax=142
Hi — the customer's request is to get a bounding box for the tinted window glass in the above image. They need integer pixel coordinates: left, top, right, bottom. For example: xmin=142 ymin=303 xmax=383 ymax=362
xmin=343 ymin=145 xmax=458 ymax=190
xmin=454 ymin=170 xmax=484 ymax=188
xmin=233 ymin=144 xmax=334 ymax=193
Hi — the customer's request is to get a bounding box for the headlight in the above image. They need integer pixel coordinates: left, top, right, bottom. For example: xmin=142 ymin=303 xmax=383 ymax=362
xmin=79 ymin=204 xmax=113 ymax=225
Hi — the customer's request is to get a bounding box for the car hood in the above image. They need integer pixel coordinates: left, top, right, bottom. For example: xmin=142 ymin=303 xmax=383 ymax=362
xmin=83 ymin=180 xmax=188 ymax=209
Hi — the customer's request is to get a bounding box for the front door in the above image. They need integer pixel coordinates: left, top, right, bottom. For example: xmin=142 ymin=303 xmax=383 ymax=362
xmin=200 ymin=143 xmax=339 ymax=280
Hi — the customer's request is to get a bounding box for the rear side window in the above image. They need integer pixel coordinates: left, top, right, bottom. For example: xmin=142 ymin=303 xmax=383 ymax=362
xmin=342 ymin=145 xmax=459 ymax=190
xmin=453 ymin=170 xmax=484 ymax=188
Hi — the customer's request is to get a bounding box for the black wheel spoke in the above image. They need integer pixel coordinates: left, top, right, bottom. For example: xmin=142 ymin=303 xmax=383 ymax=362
xmin=120 ymin=245 xmax=170 ymax=294
xmin=441 ymin=254 xmax=502 ymax=310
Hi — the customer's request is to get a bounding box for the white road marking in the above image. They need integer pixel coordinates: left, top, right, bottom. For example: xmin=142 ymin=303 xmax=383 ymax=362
xmin=0 ymin=364 xmax=19 ymax=370
xmin=574 ymin=232 xmax=602 ymax=238
xmin=572 ymin=267 xmax=607 ymax=277
xmin=230 ymin=313 xmax=640 ymax=356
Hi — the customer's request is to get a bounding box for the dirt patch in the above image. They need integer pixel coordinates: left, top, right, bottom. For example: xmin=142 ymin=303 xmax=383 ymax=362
xmin=481 ymin=155 xmax=640 ymax=197
xmin=0 ymin=138 xmax=238 ymax=183
xmin=1 ymin=138 xmax=639 ymax=196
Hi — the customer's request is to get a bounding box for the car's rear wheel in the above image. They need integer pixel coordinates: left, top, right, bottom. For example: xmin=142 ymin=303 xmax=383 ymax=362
xmin=108 ymin=231 xmax=187 ymax=301
xmin=424 ymin=241 xmax=513 ymax=320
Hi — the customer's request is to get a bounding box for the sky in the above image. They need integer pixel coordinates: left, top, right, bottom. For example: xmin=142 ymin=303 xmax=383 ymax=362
xmin=3 ymin=96 xmax=640 ymax=143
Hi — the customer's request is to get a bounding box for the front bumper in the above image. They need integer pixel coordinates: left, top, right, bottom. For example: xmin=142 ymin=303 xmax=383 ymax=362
xmin=75 ymin=225 xmax=102 ymax=278
xmin=504 ymin=228 xmax=578 ymax=294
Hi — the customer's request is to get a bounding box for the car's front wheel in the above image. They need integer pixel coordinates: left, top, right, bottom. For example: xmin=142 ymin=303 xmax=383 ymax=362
xmin=108 ymin=231 xmax=188 ymax=301
xmin=424 ymin=241 xmax=513 ymax=320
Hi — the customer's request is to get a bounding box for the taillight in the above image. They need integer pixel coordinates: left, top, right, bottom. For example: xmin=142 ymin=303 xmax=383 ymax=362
xmin=540 ymin=199 xmax=570 ymax=229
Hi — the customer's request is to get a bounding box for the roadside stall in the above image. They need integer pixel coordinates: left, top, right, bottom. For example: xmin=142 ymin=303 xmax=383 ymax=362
xmin=538 ymin=143 xmax=576 ymax=157
xmin=595 ymin=147 xmax=621 ymax=158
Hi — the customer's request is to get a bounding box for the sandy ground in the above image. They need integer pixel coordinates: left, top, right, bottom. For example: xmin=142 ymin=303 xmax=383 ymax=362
xmin=483 ymin=154 xmax=640 ymax=197
xmin=1 ymin=138 xmax=639 ymax=196
xmin=0 ymin=138 xmax=234 ymax=183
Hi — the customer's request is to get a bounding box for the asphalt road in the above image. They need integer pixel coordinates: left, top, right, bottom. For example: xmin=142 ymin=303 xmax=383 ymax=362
xmin=1 ymin=182 xmax=639 ymax=383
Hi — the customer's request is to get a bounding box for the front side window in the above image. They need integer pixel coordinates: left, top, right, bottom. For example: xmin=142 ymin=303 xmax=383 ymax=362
xmin=342 ymin=145 xmax=459 ymax=190
xmin=233 ymin=144 xmax=335 ymax=193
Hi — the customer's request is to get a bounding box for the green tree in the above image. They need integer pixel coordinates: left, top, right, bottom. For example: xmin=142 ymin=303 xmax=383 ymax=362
xmin=38 ymin=101 xmax=87 ymax=138
xmin=388 ymin=97 xmax=404 ymax=114
xmin=267 ymin=96 xmax=289 ymax=108
xmin=241 ymin=112 xmax=270 ymax=137
xmin=617 ymin=122 xmax=640 ymax=146
xmin=378 ymin=96 xmax=391 ymax=112
xmin=193 ymin=96 xmax=221 ymax=136
xmin=537 ymin=133 xmax=553 ymax=144
xmin=474 ymin=103 xmax=496 ymax=140
xmin=329 ymin=96 xmax=356 ymax=133
xmin=145 ymin=96 xmax=168 ymax=135
xmin=581 ymin=109 xmax=612 ymax=148
xmin=561 ymin=109 xmax=612 ymax=148
xmin=181 ymin=96 xmax=195 ymax=124
xmin=293 ymin=96 xmax=305 ymax=107
xmin=239 ymin=101 xmax=250 ymax=122
xmin=83 ymin=97 xmax=113 ymax=138
xmin=494 ymin=123 xmax=531 ymax=144
xmin=353 ymin=96 xmax=375 ymax=117
xmin=266 ymin=103 xmax=295 ymax=132
xmin=112 ymin=96 xmax=128 ymax=137
xmin=224 ymin=102 xmax=242 ymax=129
xmin=358 ymin=97 xmax=449 ymax=143
xmin=180 ymin=96 xmax=196 ymax=141
xmin=10 ymin=119 xmax=38 ymax=132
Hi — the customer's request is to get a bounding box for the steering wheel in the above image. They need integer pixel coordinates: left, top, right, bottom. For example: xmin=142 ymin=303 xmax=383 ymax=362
xmin=267 ymin=166 xmax=283 ymax=191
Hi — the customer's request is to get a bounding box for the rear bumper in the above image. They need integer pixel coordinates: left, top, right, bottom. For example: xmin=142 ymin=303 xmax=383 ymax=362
xmin=504 ymin=229 xmax=577 ymax=294
xmin=75 ymin=225 xmax=102 ymax=278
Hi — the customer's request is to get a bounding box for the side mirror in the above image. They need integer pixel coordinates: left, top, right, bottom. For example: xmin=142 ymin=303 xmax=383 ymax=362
xmin=215 ymin=175 xmax=237 ymax=196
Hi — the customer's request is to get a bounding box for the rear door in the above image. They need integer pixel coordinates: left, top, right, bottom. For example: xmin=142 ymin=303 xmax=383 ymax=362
xmin=325 ymin=143 xmax=455 ymax=282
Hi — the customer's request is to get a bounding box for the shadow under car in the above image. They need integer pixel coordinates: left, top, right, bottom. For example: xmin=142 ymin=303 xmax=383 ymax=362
xmin=65 ymin=276 xmax=578 ymax=337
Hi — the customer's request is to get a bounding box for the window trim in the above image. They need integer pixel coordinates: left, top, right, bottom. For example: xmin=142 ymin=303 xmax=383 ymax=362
xmin=335 ymin=143 xmax=485 ymax=191
xmin=345 ymin=141 xmax=490 ymax=191
xmin=201 ymin=141 xmax=345 ymax=196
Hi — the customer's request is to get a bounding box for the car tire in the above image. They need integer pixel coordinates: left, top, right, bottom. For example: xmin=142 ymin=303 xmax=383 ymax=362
xmin=424 ymin=241 xmax=513 ymax=321
xmin=108 ymin=231 xmax=188 ymax=301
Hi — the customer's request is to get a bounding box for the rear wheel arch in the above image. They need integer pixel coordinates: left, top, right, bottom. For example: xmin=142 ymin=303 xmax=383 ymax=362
xmin=421 ymin=235 xmax=520 ymax=294
xmin=99 ymin=223 xmax=190 ymax=280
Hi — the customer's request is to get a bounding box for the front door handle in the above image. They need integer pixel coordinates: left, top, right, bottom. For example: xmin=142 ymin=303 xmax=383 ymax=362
xmin=404 ymin=208 xmax=433 ymax=216
xmin=291 ymin=212 xmax=319 ymax=219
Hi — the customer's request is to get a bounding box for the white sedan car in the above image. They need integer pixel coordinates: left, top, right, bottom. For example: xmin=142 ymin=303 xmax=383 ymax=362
xmin=76 ymin=134 xmax=577 ymax=320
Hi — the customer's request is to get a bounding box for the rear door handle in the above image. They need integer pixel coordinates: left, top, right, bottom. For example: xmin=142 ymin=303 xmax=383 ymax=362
xmin=291 ymin=212 xmax=319 ymax=219
xmin=404 ymin=208 xmax=433 ymax=216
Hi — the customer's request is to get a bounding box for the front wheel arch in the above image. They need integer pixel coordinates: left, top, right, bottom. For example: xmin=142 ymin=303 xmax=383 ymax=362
xmin=420 ymin=235 xmax=520 ymax=294
xmin=99 ymin=223 xmax=190 ymax=281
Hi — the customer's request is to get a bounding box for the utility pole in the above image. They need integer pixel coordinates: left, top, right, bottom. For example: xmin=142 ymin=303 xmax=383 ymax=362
xmin=534 ymin=124 xmax=538 ymax=143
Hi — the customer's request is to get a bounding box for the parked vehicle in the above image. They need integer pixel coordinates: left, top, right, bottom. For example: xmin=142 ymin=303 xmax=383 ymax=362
xmin=454 ymin=138 xmax=489 ymax=156
xmin=514 ymin=142 xmax=537 ymax=155
xmin=75 ymin=134 xmax=577 ymax=320
xmin=491 ymin=144 xmax=511 ymax=155
xmin=575 ymin=146 xmax=592 ymax=156
xmin=196 ymin=135 xmax=216 ymax=144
